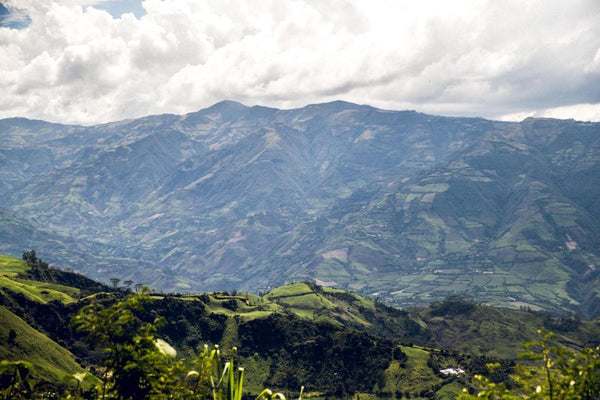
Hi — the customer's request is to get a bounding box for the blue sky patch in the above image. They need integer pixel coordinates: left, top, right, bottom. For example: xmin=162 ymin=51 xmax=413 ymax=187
xmin=0 ymin=4 xmax=31 ymax=29
xmin=93 ymin=0 xmax=146 ymax=19
xmin=0 ymin=1 xmax=145 ymax=30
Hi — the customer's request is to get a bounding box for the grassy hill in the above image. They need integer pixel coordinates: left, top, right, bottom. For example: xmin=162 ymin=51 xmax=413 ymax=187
xmin=0 ymin=254 xmax=80 ymax=304
xmin=1 ymin=254 xmax=599 ymax=398
xmin=0 ymin=307 xmax=86 ymax=384
xmin=0 ymin=255 xmax=93 ymax=390
xmin=414 ymin=296 xmax=600 ymax=359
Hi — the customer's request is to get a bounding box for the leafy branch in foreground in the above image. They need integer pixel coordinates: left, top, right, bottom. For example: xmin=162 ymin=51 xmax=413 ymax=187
xmin=70 ymin=289 xmax=295 ymax=400
xmin=459 ymin=329 xmax=600 ymax=400
xmin=71 ymin=288 xmax=172 ymax=399
xmin=0 ymin=360 xmax=35 ymax=400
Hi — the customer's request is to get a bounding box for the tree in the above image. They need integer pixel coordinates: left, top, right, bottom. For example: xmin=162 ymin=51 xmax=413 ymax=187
xmin=71 ymin=290 xmax=288 ymax=400
xmin=72 ymin=289 xmax=175 ymax=399
xmin=21 ymin=250 xmax=48 ymax=269
xmin=8 ymin=329 xmax=17 ymax=345
xmin=123 ymin=280 xmax=134 ymax=289
xmin=109 ymin=278 xmax=120 ymax=289
xmin=459 ymin=329 xmax=600 ymax=400
xmin=21 ymin=250 xmax=37 ymax=265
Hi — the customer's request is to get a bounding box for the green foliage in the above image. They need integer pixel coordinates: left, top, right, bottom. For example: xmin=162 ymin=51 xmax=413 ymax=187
xmin=61 ymin=371 xmax=99 ymax=399
xmin=0 ymin=254 xmax=77 ymax=304
xmin=0 ymin=253 xmax=108 ymax=305
xmin=415 ymin=302 xmax=600 ymax=361
xmin=237 ymin=312 xmax=395 ymax=394
xmin=459 ymin=329 xmax=600 ymax=400
xmin=459 ymin=365 xmax=520 ymax=400
xmin=70 ymin=289 xmax=292 ymax=400
xmin=72 ymin=288 xmax=176 ymax=399
xmin=430 ymin=295 xmax=476 ymax=317
xmin=22 ymin=250 xmax=48 ymax=270
xmin=0 ymin=360 xmax=35 ymax=400
xmin=0 ymin=306 xmax=87 ymax=386
xmin=4 ymin=255 xmax=600 ymax=399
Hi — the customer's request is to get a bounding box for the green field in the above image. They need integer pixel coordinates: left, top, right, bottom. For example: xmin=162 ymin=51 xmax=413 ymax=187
xmin=0 ymin=255 xmax=79 ymax=304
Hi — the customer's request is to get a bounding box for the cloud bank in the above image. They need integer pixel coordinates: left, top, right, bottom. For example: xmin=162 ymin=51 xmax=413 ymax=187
xmin=1 ymin=0 xmax=599 ymax=124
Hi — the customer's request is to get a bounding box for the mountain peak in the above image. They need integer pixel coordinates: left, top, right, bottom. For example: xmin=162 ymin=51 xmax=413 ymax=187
xmin=2 ymin=103 xmax=599 ymax=317
xmin=206 ymin=100 xmax=248 ymax=111
xmin=305 ymin=100 xmax=369 ymax=112
xmin=183 ymin=100 xmax=250 ymax=122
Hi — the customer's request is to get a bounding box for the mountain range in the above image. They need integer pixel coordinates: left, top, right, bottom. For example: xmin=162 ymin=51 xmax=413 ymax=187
xmin=1 ymin=101 xmax=599 ymax=316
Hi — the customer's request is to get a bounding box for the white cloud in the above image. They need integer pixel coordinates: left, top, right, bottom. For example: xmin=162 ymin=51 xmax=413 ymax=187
xmin=538 ymin=103 xmax=600 ymax=122
xmin=0 ymin=6 xmax=30 ymax=28
xmin=0 ymin=0 xmax=599 ymax=124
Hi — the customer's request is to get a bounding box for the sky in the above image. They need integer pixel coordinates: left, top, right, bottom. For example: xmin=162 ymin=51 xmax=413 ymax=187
xmin=0 ymin=0 xmax=599 ymax=125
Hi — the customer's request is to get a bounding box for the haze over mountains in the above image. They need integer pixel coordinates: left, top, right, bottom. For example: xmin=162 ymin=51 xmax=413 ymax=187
xmin=1 ymin=101 xmax=599 ymax=316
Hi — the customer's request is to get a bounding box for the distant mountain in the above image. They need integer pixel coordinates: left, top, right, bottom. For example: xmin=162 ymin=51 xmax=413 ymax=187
xmin=1 ymin=101 xmax=599 ymax=316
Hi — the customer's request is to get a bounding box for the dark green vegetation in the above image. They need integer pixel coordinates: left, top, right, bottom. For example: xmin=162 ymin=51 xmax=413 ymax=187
xmin=458 ymin=330 xmax=600 ymax=400
xmin=0 ymin=254 xmax=99 ymax=386
xmin=1 ymin=102 xmax=599 ymax=316
xmin=1 ymin=254 xmax=599 ymax=399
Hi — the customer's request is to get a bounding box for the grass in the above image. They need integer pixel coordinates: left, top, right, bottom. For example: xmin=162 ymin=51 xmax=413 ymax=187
xmin=516 ymin=244 xmax=537 ymax=252
xmin=1 ymin=277 xmax=78 ymax=303
xmin=236 ymin=311 xmax=278 ymax=321
xmin=2 ymin=244 xmax=599 ymax=397
xmin=237 ymin=354 xmax=272 ymax=394
xmin=273 ymin=293 xmax=336 ymax=310
xmin=324 ymin=287 xmax=374 ymax=310
xmin=219 ymin=316 xmax=241 ymax=351
xmin=0 ymin=306 xmax=88 ymax=384
xmin=387 ymin=346 xmax=443 ymax=392
xmin=266 ymin=282 xmax=314 ymax=298
xmin=0 ymin=255 xmax=79 ymax=304
xmin=412 ymin=304 xmax=600 ymax=360
xmin=410 ymin=183 xmax=450 ymax=193
xmin=314 ymin=262 xmax=352 ymax=280
xmin=1 ymin=251 xmax=598 ymax=398
xmin=0 ymin=254 xmax=29 ymax=275
xmin=253 ymin=282 xmax=388 ymax=330
xmin=435 ymin=380 xmax=467 ymax=400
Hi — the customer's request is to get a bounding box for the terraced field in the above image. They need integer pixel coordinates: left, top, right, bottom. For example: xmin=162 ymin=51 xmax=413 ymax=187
xmin=2 ymin=104 xmax=599 ymax=317
xmin=0 ymin=255 xmax=79 ymax=304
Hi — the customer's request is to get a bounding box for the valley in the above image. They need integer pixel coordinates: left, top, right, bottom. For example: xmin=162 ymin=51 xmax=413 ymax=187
xmin=3 ymin=2 xmax=598 ymax=398
xmin=1 ymin=102 xmax=599 ymax=317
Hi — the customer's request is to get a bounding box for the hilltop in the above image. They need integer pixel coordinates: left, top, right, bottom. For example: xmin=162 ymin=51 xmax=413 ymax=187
xmin=1 ymin=254 xmax=599 ymax=398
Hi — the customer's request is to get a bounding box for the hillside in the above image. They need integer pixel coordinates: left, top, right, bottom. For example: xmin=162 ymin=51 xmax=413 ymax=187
xmin=0 ymin=307 xmax=87 ymax=384
xmin=2 ymin=254 xmax=599 ymax=398
xmin=0 ymin=255 xmax=91 ymax=388
xmin=0 ymin=255 xmax=438 ymax=397
xmin=1 ymin=102 xmax=599 ymax=317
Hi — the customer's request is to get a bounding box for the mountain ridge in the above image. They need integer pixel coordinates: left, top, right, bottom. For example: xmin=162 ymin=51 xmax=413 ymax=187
xmin=1 ymin=101 xmax=599 ymax=316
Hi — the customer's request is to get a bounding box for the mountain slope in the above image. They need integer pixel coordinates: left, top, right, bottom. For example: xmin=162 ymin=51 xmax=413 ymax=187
xmin=1 ymin=254 xmax=599 ymax=398
xmin=283 ymin=117 xmax=600 ymax=314
xmin=0 ymin=306 xmax=87 ymax=384
xmin=0 ymin=255 xmax=91 ymax=386
xmin=1 ymin=102 xmax=599 ymax=315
